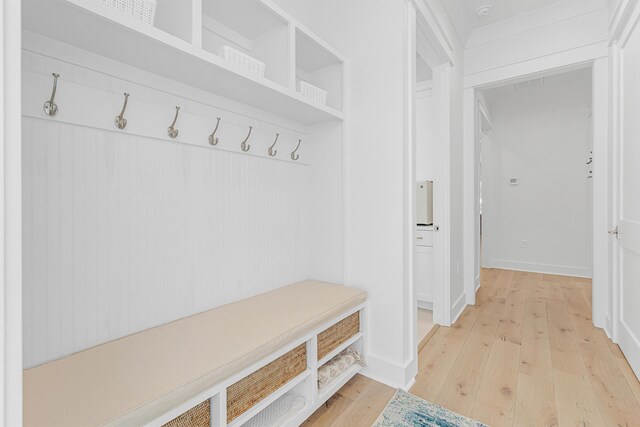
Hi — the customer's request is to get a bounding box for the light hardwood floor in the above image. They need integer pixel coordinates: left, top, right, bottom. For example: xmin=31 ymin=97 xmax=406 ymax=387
xmin=304 ymin=269 xmax=640 ymax=427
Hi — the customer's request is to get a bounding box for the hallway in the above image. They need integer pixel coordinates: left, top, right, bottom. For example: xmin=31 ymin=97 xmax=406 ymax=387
xmin=305 ymin=269 xmax=640 ymax=426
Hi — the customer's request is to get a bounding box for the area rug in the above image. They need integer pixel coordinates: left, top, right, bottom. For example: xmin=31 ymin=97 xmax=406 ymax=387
xmin=372 ymin=390 xmax=487 ymax=427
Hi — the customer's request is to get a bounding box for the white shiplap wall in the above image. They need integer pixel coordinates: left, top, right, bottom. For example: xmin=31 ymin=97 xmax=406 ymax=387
xmin=21 ymin=35 xmax=335 ymax=368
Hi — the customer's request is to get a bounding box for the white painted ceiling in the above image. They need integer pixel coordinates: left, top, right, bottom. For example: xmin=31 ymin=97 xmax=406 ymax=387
xmin=454 ymin=0 xmax=568 ymax=29
xmin=481 ymin=67 xmax=592 ymax=105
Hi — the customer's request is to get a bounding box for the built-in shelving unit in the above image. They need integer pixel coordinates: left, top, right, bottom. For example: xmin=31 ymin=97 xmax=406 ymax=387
xmin=148 ymin=305 xmax=365 ymax=427
xmin=22 ymin=0 xmax=345 ymax=125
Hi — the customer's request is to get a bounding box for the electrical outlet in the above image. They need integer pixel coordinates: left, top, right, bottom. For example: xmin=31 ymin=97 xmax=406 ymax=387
xmin=521 ymin=240 xmax=528 ymax=248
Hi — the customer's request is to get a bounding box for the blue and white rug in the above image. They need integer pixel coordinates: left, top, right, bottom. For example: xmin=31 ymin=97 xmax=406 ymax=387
xmin=372 ymin=390 xmax=487 ymax=427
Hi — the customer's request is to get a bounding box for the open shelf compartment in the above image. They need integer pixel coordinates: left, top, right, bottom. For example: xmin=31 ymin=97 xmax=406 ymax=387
xmin=295 ymin=27 xmax=343 ymax=112
xmin=201 ymin=0 xmax=292 ymax=87
xmin=227 ymin=369 xmax=311 ymax=427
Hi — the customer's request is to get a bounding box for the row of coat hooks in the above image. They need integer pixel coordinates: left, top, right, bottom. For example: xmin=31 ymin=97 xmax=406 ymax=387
xmin=43 ymin=73 xmax=304 ymax=161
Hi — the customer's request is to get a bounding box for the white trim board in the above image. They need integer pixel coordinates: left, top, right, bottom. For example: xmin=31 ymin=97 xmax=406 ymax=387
xmin=1 ymin=0 xmax=23 ymax=424
xmin=482 ymin=260 xmax=592 ymax=279
xmin=463 ymin=49 xmax=611 ymax=338
xmin=360 ymin=352 xmax=417 ymax=391
xmin=450 ymin=293 xmax=466 ymax=325
xmin=464 ymin=41 xmax=608 ymax=89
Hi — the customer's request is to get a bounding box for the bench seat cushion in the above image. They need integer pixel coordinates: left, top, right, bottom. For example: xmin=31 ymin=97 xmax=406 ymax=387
xmin=23 ymin=281 xmax=366 ymax=426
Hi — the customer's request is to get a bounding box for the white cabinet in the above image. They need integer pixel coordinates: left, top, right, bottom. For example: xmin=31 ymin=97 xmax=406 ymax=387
xmin=416 ymin=228 xmax=433 ymax=306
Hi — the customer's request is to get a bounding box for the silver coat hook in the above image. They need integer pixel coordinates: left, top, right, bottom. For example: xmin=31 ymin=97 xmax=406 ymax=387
xmin=167 ymin=106 xmax=180 ymax=138
xmin=241 ymin=126 xmax=253 ymax=152
xmin=209 ymin=117 xmax=221 ymax=146
xmin=114 ymin=93 xmax=130 ymax=129
xmin=291 ymin=138 xmax=302 ymax=161
xmin=43 ymin=73 xmax=60 ymax=116
xmin=268 ymin=133 xmax=279 ymax=157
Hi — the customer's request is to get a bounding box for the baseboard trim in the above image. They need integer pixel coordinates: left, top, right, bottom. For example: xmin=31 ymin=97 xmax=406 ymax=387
xmin=617 ymin=319 xmax=640 ymax=381
xmin=605 ymin=314 xmax=613 ymax=339
xmin=451 ymin=293 xmax=467 ymax=325
xmin=483 ymin=259 xmax=591 ymax=278
xmin=417 ymin=300 xmax=433 ymax=310
xmin=361 ymin=353 xmax=417 ymax=390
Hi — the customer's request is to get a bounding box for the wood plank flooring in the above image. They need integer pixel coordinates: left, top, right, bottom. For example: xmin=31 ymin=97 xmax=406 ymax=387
xmin=303 ymin=269 xmax=640 ymax=427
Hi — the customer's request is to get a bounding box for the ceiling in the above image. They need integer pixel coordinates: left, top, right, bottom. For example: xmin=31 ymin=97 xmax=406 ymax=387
xmin=450 ymin=0 xmax=569 ymax=30
xmin=481 ymin=67 xmax=592 ymax=105
xmin=442 ymin=0 xmax=564 ymax=35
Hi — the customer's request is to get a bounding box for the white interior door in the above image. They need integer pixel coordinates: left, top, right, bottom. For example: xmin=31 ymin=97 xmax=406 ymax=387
xmin=615 ymin=13 xmax=640 ymax=378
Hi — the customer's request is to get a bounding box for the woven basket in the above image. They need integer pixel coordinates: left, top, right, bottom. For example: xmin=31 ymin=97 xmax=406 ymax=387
xmin=162 ymin=400 xmax=210 ymax=427
xmin=317 ymin=312 xmax=360 ymax=360
xmin=227 ymin=344 xmax=307 ymax=423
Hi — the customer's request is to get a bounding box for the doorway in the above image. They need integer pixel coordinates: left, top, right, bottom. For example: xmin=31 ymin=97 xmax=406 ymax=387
xmin=414 ymin=58 xmax=436 ymax=346
xmin=463 ymin=60 xmax=610 ymax=336
xmin=477 ymin=69 xmax=594 ymax=280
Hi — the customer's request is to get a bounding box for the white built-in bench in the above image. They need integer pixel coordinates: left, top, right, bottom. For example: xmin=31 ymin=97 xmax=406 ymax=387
xmin=24 ymin=281 xmax=366 ymax=426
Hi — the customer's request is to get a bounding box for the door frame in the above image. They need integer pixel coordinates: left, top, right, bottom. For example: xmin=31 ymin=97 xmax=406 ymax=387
xmin=609 ymin=0 xmax=640 ymax=368
xmin=1 ymin=0 xmax=23 ymax=423
xmin=462 ymin=47 xmax=612 ymax=334
xmin=463 ymin=48 xmax=611 ymax=336
xmin=404 ymin=0 xmax=455 ymax=388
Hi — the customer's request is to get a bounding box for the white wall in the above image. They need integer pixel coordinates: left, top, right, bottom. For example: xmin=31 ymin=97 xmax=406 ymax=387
xmin=22 ymin=33 xmax=343 ymax=368
xmin=416 ymin=86 xmax=433 ymax=181
xmin=464 ymin=0 xmax=609 ymax=86
xmin=481 ymin=76 xmax=592 ymax=277
xmin=273 ymin=0 xmax=410 ymax=386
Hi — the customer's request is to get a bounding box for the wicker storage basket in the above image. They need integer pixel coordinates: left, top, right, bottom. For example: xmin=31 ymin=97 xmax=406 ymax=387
xmin=162 ymin=399 xmax=210 ymax=427
xmin=317 ymin=312 xmax=360 ymax=360
xmin=227 ymin=344 xmax=307 ymax=423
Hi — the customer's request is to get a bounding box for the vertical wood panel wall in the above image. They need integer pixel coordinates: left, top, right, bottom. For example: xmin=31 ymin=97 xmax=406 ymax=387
xmin=22 ymin=45 xmax=319 ymax=368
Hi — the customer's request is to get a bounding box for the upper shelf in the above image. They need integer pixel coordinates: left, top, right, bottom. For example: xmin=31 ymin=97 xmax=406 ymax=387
xmin=22 ymin=0 xmax=345 ymax=125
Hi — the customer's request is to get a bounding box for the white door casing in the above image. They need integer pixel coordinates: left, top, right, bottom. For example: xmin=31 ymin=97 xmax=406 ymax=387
xmin=2 ymin=0 xmax=23 ymax=424
xmin=612 ymin=1 xmax=640 ymax=378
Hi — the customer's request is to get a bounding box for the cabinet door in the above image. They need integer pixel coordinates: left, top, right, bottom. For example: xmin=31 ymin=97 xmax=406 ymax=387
xmin=416 ymin=245 xmax=433 ymax=303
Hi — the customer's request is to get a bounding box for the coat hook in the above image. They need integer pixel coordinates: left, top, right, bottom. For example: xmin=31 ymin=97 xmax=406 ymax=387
xmin=167 ymin=106 xmax=180 ymax=138
xmin=291 ymin=138 xmax=302 ymax=161
xmin=43 ymin=73 xmax=60 ymax=116
xmin=209 ymin=117 xmax=221 ymax=146
xmin=268 ymin=133 xmax=279 ymax=157
xmin=114 ymin=93 xmax=130 ymax=129
xmin=241 ymin=126 xmax=253 ymax=152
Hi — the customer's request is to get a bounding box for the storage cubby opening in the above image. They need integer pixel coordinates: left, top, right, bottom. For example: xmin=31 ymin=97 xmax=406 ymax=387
xmin=242 ymin=390 xmax=307 ymax=427
xmin=317 ymin=345 xmax=364 ymax=392
xmin=154 ymin=0 xmax=194 ymax=43
xmin=201 ymin=0 xmax=290 ymax=86
xmin=295 ymin=28 xmax=343 ymax=111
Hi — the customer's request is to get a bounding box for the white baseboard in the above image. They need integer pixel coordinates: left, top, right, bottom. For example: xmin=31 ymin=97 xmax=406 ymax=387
xmin=483 ymin=259 xmax=591 ymax=278
xmin=605 ymin=315 xmax=613 ymax=340
xmin=451 ymin=293 xmax=467 ymax=325
xmin=618 ymin=320 xmax=640 ymax=381
xmin=361 ymin=353 xmax=417 ymax=390
xmin=417 ymin=300 xmax=433 ymax=310
xmin=475 ymin=275 xmax=481 ymax=292
xmin=403 ymin=378 xmax=416 ymax=391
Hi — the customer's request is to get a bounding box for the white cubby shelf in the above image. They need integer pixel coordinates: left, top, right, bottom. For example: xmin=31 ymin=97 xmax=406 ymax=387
xmin=22 ymin=0 xmax=345 ymax=125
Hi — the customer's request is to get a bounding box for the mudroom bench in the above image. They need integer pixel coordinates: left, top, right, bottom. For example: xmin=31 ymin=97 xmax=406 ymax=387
xmin=24 ymin=281 xmax=367 ymax=427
